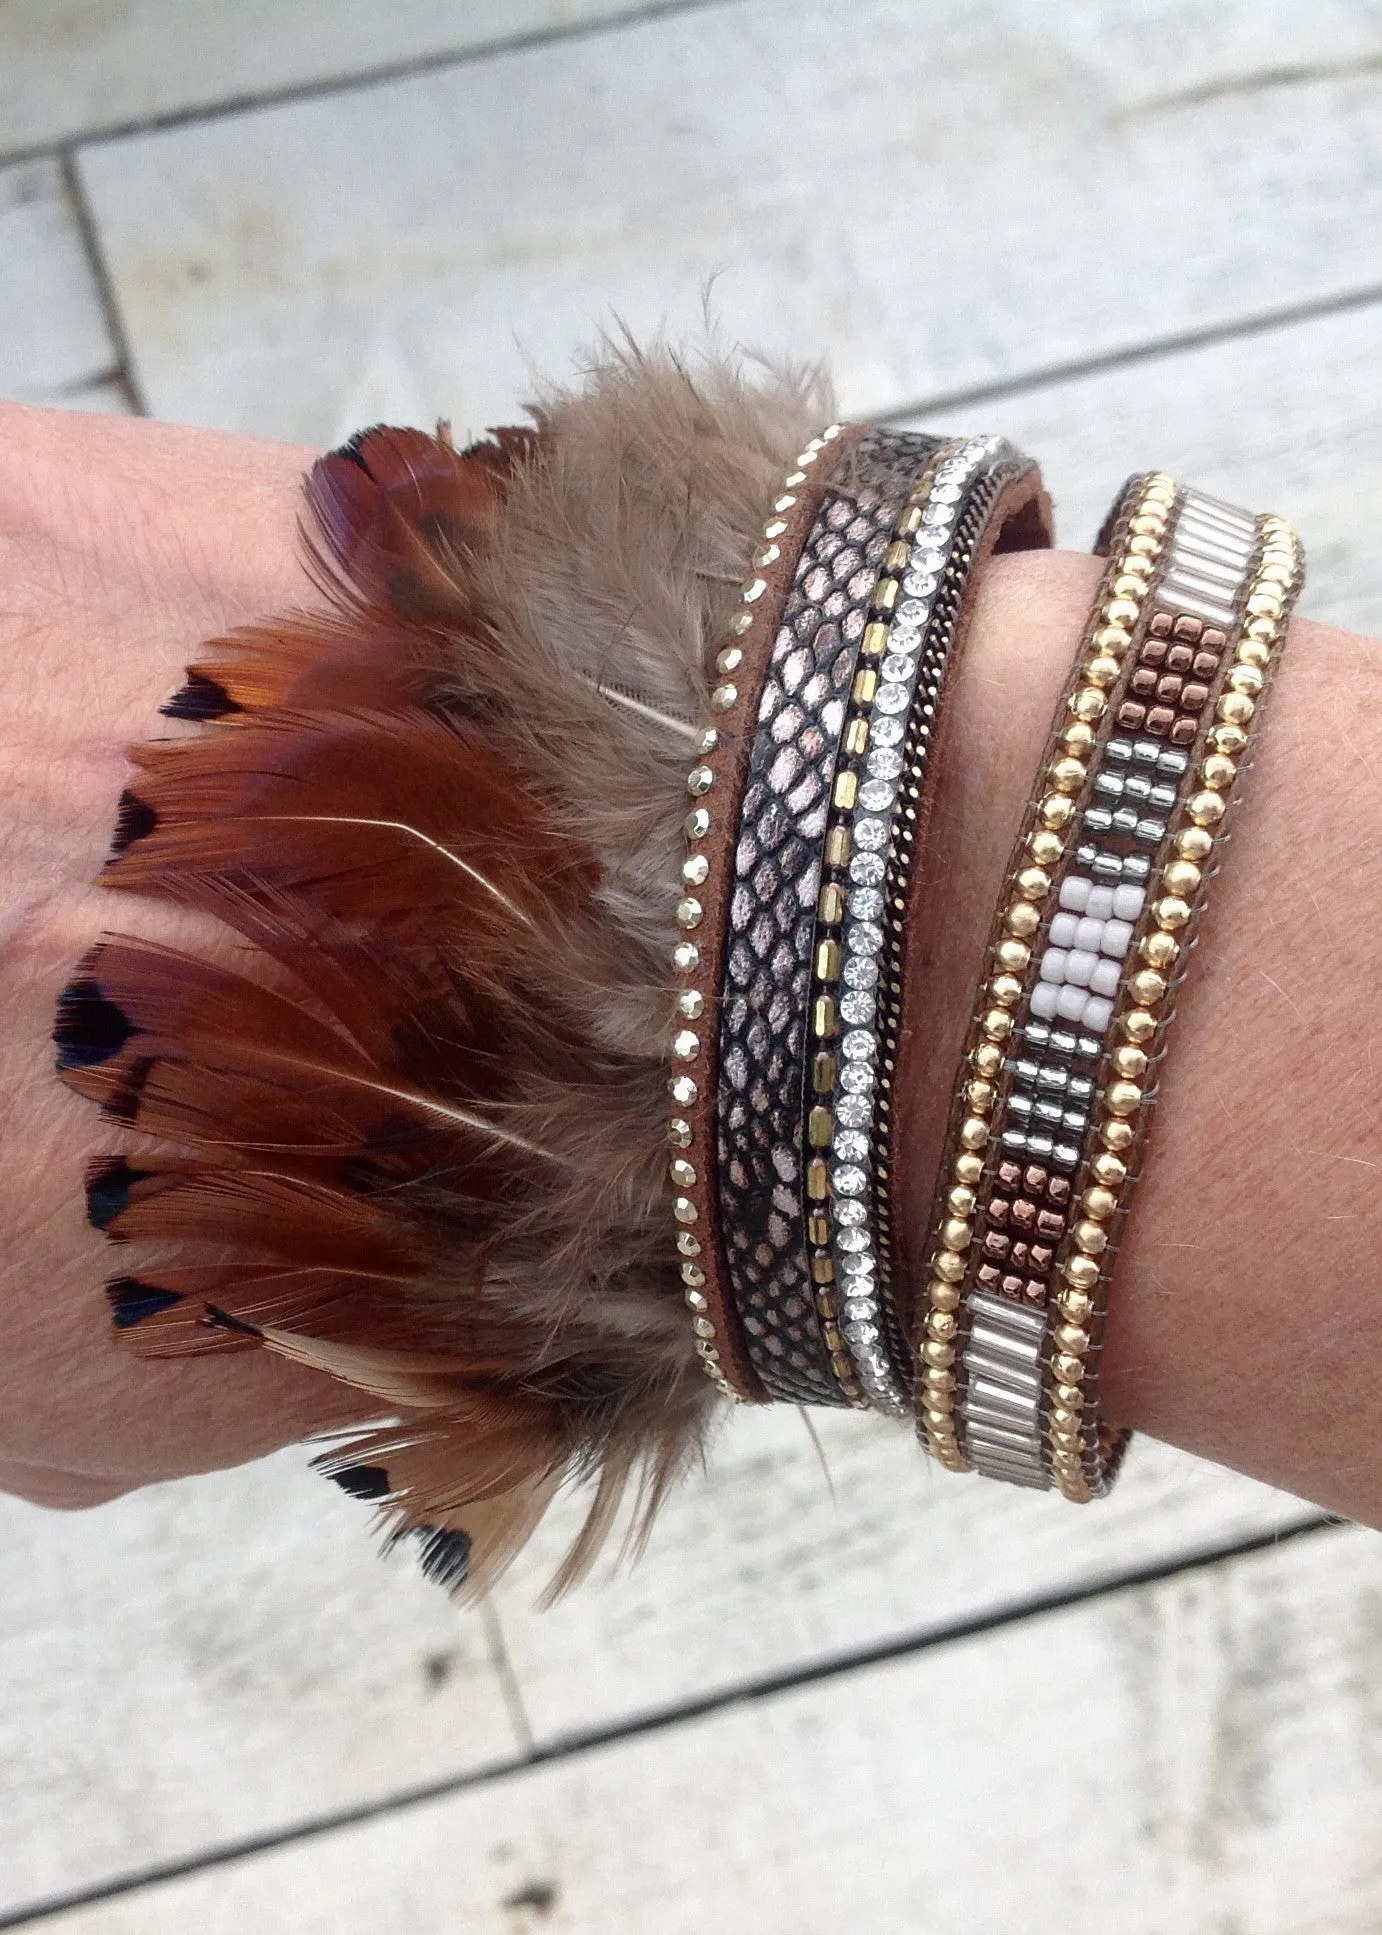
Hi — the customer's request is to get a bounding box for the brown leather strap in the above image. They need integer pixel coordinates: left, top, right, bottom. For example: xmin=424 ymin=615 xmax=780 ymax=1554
xmin=677 ymin=425 xmax=864 ymax=1402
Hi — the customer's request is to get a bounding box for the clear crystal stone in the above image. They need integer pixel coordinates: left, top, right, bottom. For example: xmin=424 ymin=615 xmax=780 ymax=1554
xmin=843 ymin=1297 xmax=877 ymax=1321
xmin=839 ymin=989 xmax=875 ymax=1025
xmin=930 ymin=482 xmax=963 ymax=503
xmin=903 ymin=571 xmax=938 ymax=599
xmin=897 ymin=598 xmax=930 ymax=627
xmin=842 ymin=1030 xmax=877 ymax=1062
xmin=837 ymin=1227 xmax=869 ymax=1253
xmin=852 ymin=921 xmax=885 ymax=955
xmin=874 ymin=683 xmax=910 ymax=715
xmin=922 ymin=503 xmax=954 ymax=527
xmin=880 ymin=655 xmax=916 ymax=684
xmin=843 ymin=1319 xmax=879 ymax=1347
xmin=832 ymin=1164 xmax=866 ymax=1196
xmin=854 ymin=816 xmax=888 ymax=851
xmin=833 ymin=1129 xmax=868 ymax=1161
xmin=834 ymin=1196 xmax=868 ymax=1227
xmin=850 ymin=885 xmax=885 ymax=919
xmin=839 ymin=1061 xmax=875 ymax=1092
xmin=866 ymin=749 xmax=904 ymax=782
xmin=849 ymin=850 xmax=886 ymax=885
xmin=888 ymin=621 xmax=922 ymax=653
xmin=870 ymin=716 xmax=904 ymax=747
xmin=836 ymin=1093 xmax=872 ymax=1128
xmin=842 ymin=954 xmax=878 ymax=989
xmin=859 ymin=778 xmax=894 ymax=810
xmin=840 ymin=1249 xmax=875 ymax=1277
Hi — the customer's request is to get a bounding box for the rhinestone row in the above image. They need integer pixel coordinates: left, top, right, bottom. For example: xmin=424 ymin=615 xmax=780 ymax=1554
xmin=671 ymin=423 xmax=845 ymax=1398
xmin=799 ymin=441 xmax=957 ymax=1408
xmin=1042 ymin=509 xmax=1304 ymax=1499
xmin=811 ymin=436 xmax=1000 ymax=1413
xmin=914 ymin=473 xmax=1179 ymax=1472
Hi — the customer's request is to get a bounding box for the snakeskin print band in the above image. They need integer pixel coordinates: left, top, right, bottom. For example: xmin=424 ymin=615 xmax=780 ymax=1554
xmin=671 ymin=424 xmax=1052 ymax=1408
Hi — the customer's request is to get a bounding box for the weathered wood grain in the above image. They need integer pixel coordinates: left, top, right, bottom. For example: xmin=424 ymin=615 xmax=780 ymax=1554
xmin=5 ymin=10 xmax=1381 ymax=1923
xmin=493 ymin=1412 xmax=1317 ymax=1743
xmin=912 ymin=300 xmax=1382 ymax=636
xmin=72 ymin=0 xmax=1382 ymax=444
xmin=0 ymin=158 xmax=118 ymax=405
xmin=0 ymin=1 xmax=700 ymax=158
xmin=0 ymin=1449 xmax=519 ymax=1919
xmin=38 ymin=1527 xmax=1382 ymax=1934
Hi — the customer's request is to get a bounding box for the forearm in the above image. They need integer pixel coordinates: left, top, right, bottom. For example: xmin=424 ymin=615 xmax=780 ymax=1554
xmin=0 ymin=401 xmax=369 ymax=1501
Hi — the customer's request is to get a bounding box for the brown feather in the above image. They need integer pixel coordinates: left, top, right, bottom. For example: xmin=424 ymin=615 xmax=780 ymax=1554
xmin=60 ymin=341 xmax=833 ymax=1598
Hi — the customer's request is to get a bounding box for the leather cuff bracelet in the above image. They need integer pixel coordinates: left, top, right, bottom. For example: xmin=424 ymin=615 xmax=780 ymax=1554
xmin=914 ymin=472 xmax=1305 ymax=1496
xmin=668 ymin=424 xmax=1053 ymax=1410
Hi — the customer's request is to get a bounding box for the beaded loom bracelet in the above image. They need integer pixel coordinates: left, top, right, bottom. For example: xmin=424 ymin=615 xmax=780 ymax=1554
xmin=671 ymin=426 xmax=1052 ymax=1409
xmin=914 ymin=473 xmax=1304 ymax=1494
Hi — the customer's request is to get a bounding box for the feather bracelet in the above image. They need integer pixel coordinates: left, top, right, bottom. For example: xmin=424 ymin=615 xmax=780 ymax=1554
xmin=55 ymin=345 xmax=1064 ymax=1597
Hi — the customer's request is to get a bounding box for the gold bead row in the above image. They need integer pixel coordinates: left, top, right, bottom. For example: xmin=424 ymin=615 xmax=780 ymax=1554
xmin=1045 ymin=512 xmax=1305 ymax=1501
xmin=915 ymin=473 xmax=1179 ymax=1472
xmin=672 ymin=424 xmax=845 ymax=1399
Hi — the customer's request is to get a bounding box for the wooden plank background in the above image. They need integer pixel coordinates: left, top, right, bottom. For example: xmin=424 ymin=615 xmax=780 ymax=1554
xmin=33 ymin=1528 xmax=1382 ymax=1935
xmin=1 ymin=2 xmax=1379 ymax=1927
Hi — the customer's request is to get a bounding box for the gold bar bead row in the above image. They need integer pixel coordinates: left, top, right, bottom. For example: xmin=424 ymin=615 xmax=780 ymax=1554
xmin=803 ymin=442 xmax=958 ymax=1410
xmin=1043 ymin=513 xmax=1305 ymax=1500
xmin=671 ymin=424 xmax=845 ymax=1400
xmin=914 ymin=473 xmax=1179 ymax=1472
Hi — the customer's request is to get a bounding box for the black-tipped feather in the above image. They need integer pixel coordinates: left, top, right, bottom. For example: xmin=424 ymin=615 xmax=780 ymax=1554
xmin=61 ymin=345 xmax=835 ymax=1597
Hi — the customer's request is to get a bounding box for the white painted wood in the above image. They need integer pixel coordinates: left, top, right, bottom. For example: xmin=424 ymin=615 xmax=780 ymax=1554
xmin=0 ymin=158 xmax=117 ymax=405
xmin=912 ymin=301 xmax=1382 ymax=638
xmin=40 ymin=1527 xmax=1382 ymax=1934
xmin=4 ymin=12 xmax=1379 ymax=1919
xmin=0 ymin=2 xmax=696 ymax=157
xmin=493 ymin=1409 xmax=1317 ymax=1743
xmin=72 ymin=0 xmax=1382 ymax=445
xmin=0 ymin=1447 xmax=519 ymax=1919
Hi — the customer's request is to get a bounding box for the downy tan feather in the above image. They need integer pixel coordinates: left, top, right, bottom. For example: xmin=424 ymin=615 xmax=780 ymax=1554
xmin=58 ymin=340 xmax=833 ymax=1600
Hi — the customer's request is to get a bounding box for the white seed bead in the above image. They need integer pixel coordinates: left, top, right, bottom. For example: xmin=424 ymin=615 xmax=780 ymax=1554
xmin=1085 ymin=885 xmax=1115 ymax=920
xmin=1089 ymin=958 xmax=1121 ymax=998
xmin=1056 ymin=984 xmax=1088 ymax=1021
xmin=1049 ymin=911 xmax=1079 ymax=948
xmin=1040 ymin=948 xmax=1068 ymax=984
xmin=1101 ymin=918 xmax=1133 ymax=958
xmin=1082 ymin=993 xmax=1114 ymax=1032
xmin=1059 ymin=875 xmax=1092 ymax=913
xmin=1029 ymin=981 xmax=1060 ymax=1019
xmin=1112 ymin=883 xmax=1146 ymax=921
xmin=1074 ymin=916 xmax=1104 ymax=952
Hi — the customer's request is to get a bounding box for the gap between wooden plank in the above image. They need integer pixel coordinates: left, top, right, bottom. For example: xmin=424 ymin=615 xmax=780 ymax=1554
xmin=878 ymin=278 xmax=1382 ymax=423
xmin=0 ymin=0 xmax=742 ymax=172
xmin=54 ymin=153 xmax=145 ymax=415
xmin=0 ymin=1513 xmax=1339 ymax=1933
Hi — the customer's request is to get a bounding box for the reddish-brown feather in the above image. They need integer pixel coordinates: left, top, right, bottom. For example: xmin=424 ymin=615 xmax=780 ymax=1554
xmin=58 ymin=389 xmax=762 ymax=1598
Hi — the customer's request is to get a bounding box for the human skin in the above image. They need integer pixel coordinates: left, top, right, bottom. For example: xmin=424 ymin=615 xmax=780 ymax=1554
xmin=0 ymin=399 xmax=1376 ymax=1520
